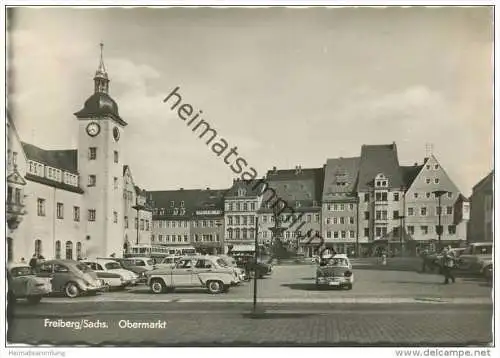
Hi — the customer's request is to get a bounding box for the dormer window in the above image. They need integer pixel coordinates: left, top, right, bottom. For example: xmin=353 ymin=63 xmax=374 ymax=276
xmin=180 ymin=201 xmax=185 ymax=208
xmin=170 ymin=201 xmax=175 ymax=208
xmin=238 ymin=188 xmax=247 ymax=197
xmin=295 ymin=201 xmax=301 ymax=208
xmin=173 ymin=208 xmax=179 ymax=215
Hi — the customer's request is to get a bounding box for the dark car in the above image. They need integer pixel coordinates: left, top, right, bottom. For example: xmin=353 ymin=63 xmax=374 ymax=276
xmin=234 ymin=254 xmax=272 ymax=279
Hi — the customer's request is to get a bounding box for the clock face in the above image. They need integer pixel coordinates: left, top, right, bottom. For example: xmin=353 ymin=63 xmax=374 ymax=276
xmin=86 ymin=122 xmax=100 ymax=137
xmin=113 ymin=127 xmax=120 ymax=142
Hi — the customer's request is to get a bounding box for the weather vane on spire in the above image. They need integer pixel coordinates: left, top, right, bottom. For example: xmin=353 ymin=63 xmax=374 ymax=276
xmin=97 ymin=42 xmax=106 ymax=74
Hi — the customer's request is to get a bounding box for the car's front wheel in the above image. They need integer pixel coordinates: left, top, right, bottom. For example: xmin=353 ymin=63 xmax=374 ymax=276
xmin=207 ymin=280 xmax=224 ymax=294
xmin=27 ymin=295 xmax=42 ymax=304
xmin=65 ymin=282 xmax=80 ymax=298
xmin=344 ymin=283 xmax=353 ymax=290
xmin=150 ymin=279 xmax=166 ymax=294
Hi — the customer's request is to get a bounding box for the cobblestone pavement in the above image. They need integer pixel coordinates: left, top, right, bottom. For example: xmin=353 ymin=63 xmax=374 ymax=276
xmin=35 ymin=264 xmax=493 ymax=303
xmin=7 ymin=302 xmax=493 ymax=346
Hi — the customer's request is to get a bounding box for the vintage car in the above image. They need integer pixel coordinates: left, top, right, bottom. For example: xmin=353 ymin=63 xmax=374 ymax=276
xmin=457 ymin=242 xmax=493 ymax=274
xmin=153 ymin=256 xmax=182 ymax=270
xmin=234 ymin=254 xmax=273 ymax=279
xmin=36 ymin=259 xmax=104 ymax=298
xmin=315 ymin=254 xmax=353 ymax=290
xmin=219 ymin=255 xmax=248 ymax=281
xmin=7 ymin=264 xmax=52 ymax=304
xmin=82 ymin=259 xmax=139 ymax=289
xmin=146 ymin=255 xmax=239 ymax=294
xmin=110 ymin=257 xmax=152 ymax=282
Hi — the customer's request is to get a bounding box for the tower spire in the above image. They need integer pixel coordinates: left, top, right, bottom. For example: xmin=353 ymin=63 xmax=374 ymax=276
xmin=94 ymin=42 xmax=109 ymax=94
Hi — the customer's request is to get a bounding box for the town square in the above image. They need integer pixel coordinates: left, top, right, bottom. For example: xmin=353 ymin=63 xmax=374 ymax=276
xmin=4 ymin=5 xmax=495 ymax=349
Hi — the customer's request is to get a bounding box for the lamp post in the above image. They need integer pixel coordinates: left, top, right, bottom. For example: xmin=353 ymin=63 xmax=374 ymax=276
xmin=253 ymin=215 xmax=259 ymax=313
xmin=433 ymin=190 xmax=448 ymax=251
xmin=215 ymin=219 xmax=222 ymax=255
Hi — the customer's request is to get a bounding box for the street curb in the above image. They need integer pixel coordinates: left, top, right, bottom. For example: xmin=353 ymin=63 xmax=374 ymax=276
xmin=35 ymin=297 xmax=492 ymax=304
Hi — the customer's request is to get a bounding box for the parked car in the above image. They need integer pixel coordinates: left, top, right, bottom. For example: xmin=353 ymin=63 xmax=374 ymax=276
xmin=315 ymin=254 xmax=353 ymax=290
xmin=153 ymin=256 xmax=182 ymax=270
xmin=7 ymin=263 xmax=52 ymax=304
xmin=427 ymin=248 xmax=465 ymax=272
xmin=110 ymin=257 xmax=152 ymax=282
xmin=35 ymin=259 xmax=104 ymax=298
xmin=146 ymin=255 xmax=239 ymax=294
xmin=82 ymin=259 xmax=138 ymax=289
xmin=219 ymin=255 xmax=247 ymax=281
xmin=457 ymin=242 xmax=493 ymax=274
xmin=234 ymin=254 xmax=272 ymax=278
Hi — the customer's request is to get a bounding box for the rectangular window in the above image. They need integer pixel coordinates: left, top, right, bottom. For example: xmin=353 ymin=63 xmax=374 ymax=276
xmin=364 ymin=211 xmax=369 ymax=220
xmin=73 ymin=206 xmax=80 ymax=222
xmin=315 ymin=214 xmax=320 ymax=223
xmin=327 ymin=231 xmax=331 ymax=239
xmin=420 ymin=207 xmax=427 ymax=216
xmin=435 ymin=206 xmax=442 ymax=215
xmin=113 ymin=211 xmax=118 ymax=223
xmin=7 ymin=187 xmax=12 ymax=203
xmin=349 ymin=203 xmax=354 ymax=211
xmin=89 ymin=147 xmax=97 ymax=160
xmin=448 ymin=225 xmax=456 ymax=235
xmin=421 ymin=226 xmax=428 ymax=235
xmin=393 ymin=210 xmax=399 ymax=219
xmin=407 ymin=207 xmax=414 ymax=216
xmin=382 ymin=211 xmax=387 ymax=220
xmin=140 ymin=219 xmax=145 ymax=230
xmin=349 ymin=230 xmax=355 ymax=238
xmin=407 ymin=226 xmax=415 ymax=235
xmin=393 ymin=193 xmax=399 ymax=201
xmin=349 ymin=217 xmax=354 ymax=225
xmin=333 ymin=231 xmax=339 ymax=239
xmin=382 ymin=192 xmax=387 ymax=201
xmin=326 ymin=217 xmax=331 ymax=224
xmin=364 ymin=228 xmax=369 ymax=237
xmin=333 ymin=217 xmax=338 ymax=224
xmin=446 ymin=206 xmax=453 ymax=215
xmin=114 ymin=177 xmax=118 ymax=189
xmin=376 ymin=192 xmax=382 ymax=201
xmin=376 ymin=227 xmax=382 ymax=237
xmin=56 ymin=202 xmax=64 ymax=219
xmin=88 ymin=175 xmax=96 ymax=187
xmin=333 ymin=204 xmax=338 ymax=211
xmin=114 ymin=151 xmax=119 ymax=163
xmin=376 ymin=211 xmax=381 ymax=220
xmin=250 ymin=202 xmax=256 ymax=211
xmin=340 ymin=217 xmax=345 ymax=225
xmin=88 ymin=209 xmax=96 ymax=222
xmin=37 ymin=198 xmax=46 ymax=216
xmin=124 ymin=216 xmax=129 ymax=228
xmin=364 ymin=193 xmax=369 ymax=202
xmin=307 ymin=215 xmax=312 ymax=223
xmin=341 ymin=231 xmax=346 ymax=239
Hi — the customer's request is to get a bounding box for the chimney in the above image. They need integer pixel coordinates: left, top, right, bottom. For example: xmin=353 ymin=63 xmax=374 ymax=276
xmin=206 ymin=187 xmax=210 ymax=190
xmin=414 ymin=162 xmax=418 ymax=167
xmin=272 ymin=166 xmax=277 ymax=172
xmin=180 ymin=188 xmax=184 ymax=190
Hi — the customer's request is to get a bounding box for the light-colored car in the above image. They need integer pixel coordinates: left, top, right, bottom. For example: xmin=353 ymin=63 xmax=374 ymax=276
xmin=7 ymin=263 xmax=52 ymax=304
xmin=36 ymin=259 xmax=104 ymax=298
xmin=153 ymin=256 xmax=182 ymax=270
xmin=219 ymin=255 xmax=247 ymax=282
xmin=121 ymin=257 xmax=155 ymax=271
xmin=315 ymin=254 xmax=353 ymax=290
xmin=147 ymin=255 xmax=239 ymax=294
xmin=457 ymin=242 xmax=493 ymax=274
xmin=82 ymin=259 xmax=138 ymax=289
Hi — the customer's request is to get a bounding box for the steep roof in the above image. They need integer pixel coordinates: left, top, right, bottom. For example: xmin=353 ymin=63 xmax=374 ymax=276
xmin=400 ymin=164 xmax=424 ymax=189
xmin=148 ymin=188 xmax=227 ymax=219
xmin=356 ymin=143 xmax=404 ymax=191
xmin=257 ymin=167 xmax=324 ymax=211
xmin=225 ymin=179 xmax=262 ymax=197
xmin=322 ymin=157 xmax=360 ymax=200
xmin=21 ymin=142 xmax=78 ymax=174
xmin=472 ymin=170 xmax=494 ymax=194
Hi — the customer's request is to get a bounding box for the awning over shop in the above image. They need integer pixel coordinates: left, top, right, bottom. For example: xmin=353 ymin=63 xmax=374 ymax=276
xmin=231 ymin=244 xmax=256 ymax=252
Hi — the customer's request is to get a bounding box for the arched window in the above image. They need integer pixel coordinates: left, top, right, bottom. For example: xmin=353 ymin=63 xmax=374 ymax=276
xmin=242 ymin=228 xmax=247 ymax=239
xmin=65 ymin=241 xmax=73 ymax=260
xmin=35 ymin=239 xmax=42 ymax=257
xmin=7 ymin=237 xmax=13 ymax=262
xmin=55 ymin=241 xmax=61 ymax=259
xmin=227 ymin=228 xmax=233 ymax=239
xmin=76 ymin=242 xmax=82 ymax=259
xmin=249 ymin=228 xmax=255 ymax=239
xmin=235 ymin=228 xmax=240 ymax=239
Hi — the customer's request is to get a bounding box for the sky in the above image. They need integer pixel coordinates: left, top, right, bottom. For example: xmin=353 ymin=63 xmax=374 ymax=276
xmin=7 ymin=7 xmax=493 ymax=196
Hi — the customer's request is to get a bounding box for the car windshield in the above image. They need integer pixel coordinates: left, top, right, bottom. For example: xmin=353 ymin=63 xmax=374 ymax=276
xmin=10 ymin=266 xmax=34 ymax=277
xmin=216 ymin=259 xmax=228 ymax=267
xmin=105 ymin=262 xmax=121 ymax=270
xmin=162 ymin=258 xmax=173 ymax=264
xmin=322 ymin=258 xmax=348 ymax=267
xmin=147 ymin=260 xmax=154 ymax=266
xmin=76 ymin=263 xmax=92 ymax=272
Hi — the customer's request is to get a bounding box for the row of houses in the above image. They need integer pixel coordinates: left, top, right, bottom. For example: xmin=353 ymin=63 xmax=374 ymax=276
xmin=6 ymin=47 xmax=491 ymax=263
xmin=147 ymin=143 xmax=471 ymax=257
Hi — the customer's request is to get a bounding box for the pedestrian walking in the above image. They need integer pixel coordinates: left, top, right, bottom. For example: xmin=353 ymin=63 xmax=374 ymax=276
xmin=29 ymin=254 xmax=38 ymax=269
xmin=441 ymin=246 xmax=456 ymax=284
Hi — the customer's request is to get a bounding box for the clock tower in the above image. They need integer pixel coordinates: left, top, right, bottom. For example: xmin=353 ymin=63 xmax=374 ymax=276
xmin=74 ymin=43 xmax=128 ymax=258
